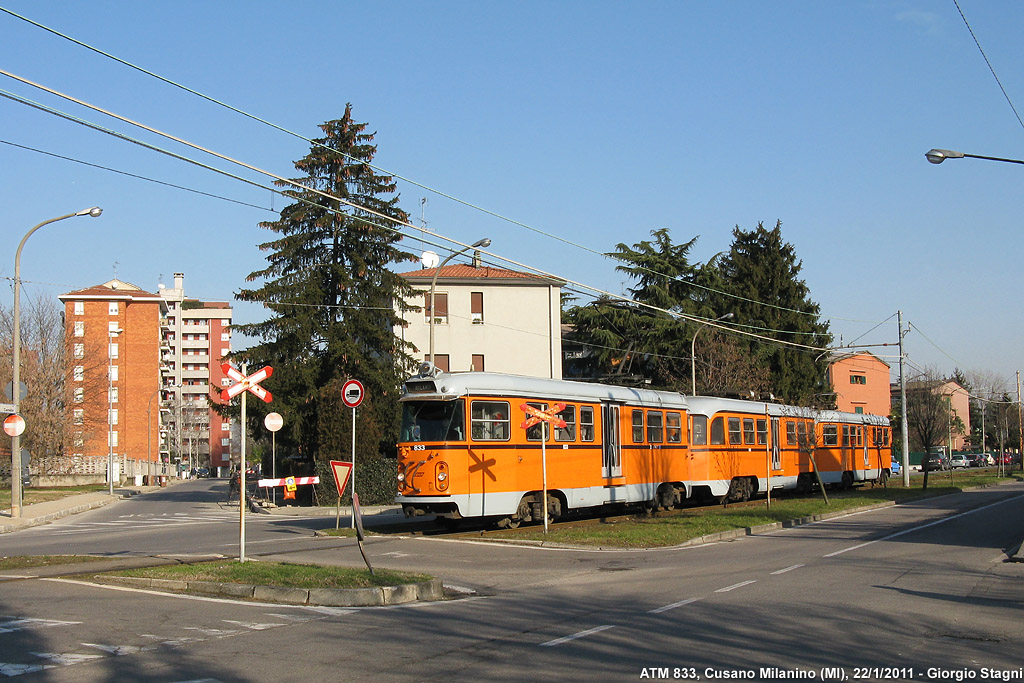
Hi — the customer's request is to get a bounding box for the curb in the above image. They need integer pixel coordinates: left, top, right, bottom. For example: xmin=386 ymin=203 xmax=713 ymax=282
xmin=0 ymin=490 xmax=139 ymax=534
xmin=95 ymin=575 xmax=444 ymax=606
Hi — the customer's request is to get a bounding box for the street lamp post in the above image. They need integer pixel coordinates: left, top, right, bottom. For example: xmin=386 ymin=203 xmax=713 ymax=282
xmin=108 ymin=328 xmax=122 ymax=495
xmin=691 ymin=313 xmax=734 ymax=396
xmin=925 ymin=148 xmax=1024 ymax=166
xmin=146 ymin=386 xmax=165 ymax=482
xmin=9 ymin=207 xmax=102 ymax=518
xmin=427 ymin=238 xmax=491 ymax=367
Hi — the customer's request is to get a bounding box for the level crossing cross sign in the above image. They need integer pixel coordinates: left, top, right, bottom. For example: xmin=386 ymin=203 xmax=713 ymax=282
xmin=519 ymin=402 xmax=567 ymax=430
xmin=221 ymin=363 xmax=273 ymax=403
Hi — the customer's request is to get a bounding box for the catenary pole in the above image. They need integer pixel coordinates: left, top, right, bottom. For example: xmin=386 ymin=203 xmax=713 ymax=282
xmin=898 ymin=311 xmax=910 ymax=487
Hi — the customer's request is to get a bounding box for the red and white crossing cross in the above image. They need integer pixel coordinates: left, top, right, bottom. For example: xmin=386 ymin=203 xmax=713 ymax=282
xmin=519 ymin=402 xmax=567 ymax=430
xmin=221 ymin=363 xmax=274 ymax=403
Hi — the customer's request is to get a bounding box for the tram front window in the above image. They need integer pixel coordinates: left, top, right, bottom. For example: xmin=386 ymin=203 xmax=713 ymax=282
xmin=400 ymin=400 xmax=465 ymax=442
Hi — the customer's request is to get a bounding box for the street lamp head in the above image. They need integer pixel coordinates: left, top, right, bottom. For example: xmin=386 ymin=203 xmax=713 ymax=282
xmin=77 ymin=206 xmax=103 ymax=217
xmin=719 ymin=312 xmax=735 ymax=321
xmin=472 ymin=238 xmax=491 ymax=249
xmin=925 ymin=149 xmax=964 ymax=165
xmin=109 ymin=328 xmax=123 ymax=337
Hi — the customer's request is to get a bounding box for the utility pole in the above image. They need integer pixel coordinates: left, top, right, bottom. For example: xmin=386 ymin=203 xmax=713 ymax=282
xmin=898 ymin=311 xmax=910 ymax=487
xmin=1017 ymin=371 xmax=1022 ymax=473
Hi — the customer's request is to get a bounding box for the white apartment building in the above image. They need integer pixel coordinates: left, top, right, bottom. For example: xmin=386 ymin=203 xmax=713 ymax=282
xmin=396 ymin=258 xmax=563 ymax=379
xmin=157 ymin=273 xmax=234 ymax=473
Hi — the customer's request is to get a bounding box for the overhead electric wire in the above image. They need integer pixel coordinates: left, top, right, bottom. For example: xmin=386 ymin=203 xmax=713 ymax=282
xmin=0 ymin=5 xmax=888 ymax=328
xmin=954 ymin=0 xmax=1024 ymax=133
xmin=0 ymin=71 xmax=831 ymax=354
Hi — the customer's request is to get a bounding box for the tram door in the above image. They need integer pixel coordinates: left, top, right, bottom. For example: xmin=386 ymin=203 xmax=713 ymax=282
xmin=771 ymin=417 xmax=782 ymax=471
xmin=602 ymin=403 xmax=622 ymax=478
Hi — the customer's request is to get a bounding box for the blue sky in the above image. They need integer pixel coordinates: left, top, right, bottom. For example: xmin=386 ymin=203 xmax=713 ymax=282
xmin=2 ymin=1 xmax=1023 ymax=394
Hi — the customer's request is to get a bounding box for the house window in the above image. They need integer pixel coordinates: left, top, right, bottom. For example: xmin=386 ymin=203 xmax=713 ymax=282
xmin=108 ymin=302 xmax=119 ymax=315
xmin=73 ymin=409 xmax=84 ymax=425
xmin=850 ymin=374 xmax=867 ymax=385
xmin=221 ymin=332 xmax=230 ymax=341
xmin=73 ymin=432 xmax=84 ymax=447
xmin=110 ymin=387 xmax=119 ymax=403
xmin=109 ymin=343 xmax=119 ymax=359
xmin=73 ymin=365 xmax=84 ymax=381
xmin=74 ymin=301 xmax=84 ymax=315
xmin=471 ymin=354 xmax=485 ymax=372
xmin=74 ymin=321 xmax=84 ymax=337
xmin=109 ymin=366 xmax=118 ymax=382
xmin=73 ymin=387 xmax=84 ymax=403
xmin=854 ymin=407 xmax=864 ymax=414
xmin=108 ymin=321 xmax=120 ymax=332
xmin=109 ymin=409 xmax=118 ymax=425
xmin=424 ymin=292 xmax=448 ymax=324
xmin=221 ymin=422 xmax=231 ymax=431
xmin=74 ymin=343 xmax=84 ymax=359
xmin=471 ymin=292 xmax=484 ymax=323
xmin=109 ymin=431 xmax=118 ymax=447
xmin=426 ymin=354 xmax=449 ymax=372
xmin=221 ymin=438 xmax=231 ymax=447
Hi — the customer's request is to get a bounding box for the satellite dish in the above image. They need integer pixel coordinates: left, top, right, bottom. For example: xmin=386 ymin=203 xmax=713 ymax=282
xmin=421 ymin=251 xmax=440 ymax=269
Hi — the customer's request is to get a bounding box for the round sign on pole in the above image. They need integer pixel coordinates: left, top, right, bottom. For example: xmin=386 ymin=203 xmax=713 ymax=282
xmin=3 ymin=413 xmax=26 ymax=437
xmin=342 ymin=379 xmax=364 ymax=408
xmin=264 ymin=412 xmax=284 ymax=432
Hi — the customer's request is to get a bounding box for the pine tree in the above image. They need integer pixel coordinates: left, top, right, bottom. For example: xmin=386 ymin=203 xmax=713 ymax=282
xmin=233 ymin=105 xmax=417 ymax=465
xmin=711 ymin=220 xmax=832 ymax=405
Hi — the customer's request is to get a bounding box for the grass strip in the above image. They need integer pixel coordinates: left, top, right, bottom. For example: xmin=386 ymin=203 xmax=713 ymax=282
xmin=497 ymin=474 xmax=1022 ymax=548
xmin=0 ymin=555 xmax=110 ymax=571
xmin=110 ymin=560 xmax=430 ymax=589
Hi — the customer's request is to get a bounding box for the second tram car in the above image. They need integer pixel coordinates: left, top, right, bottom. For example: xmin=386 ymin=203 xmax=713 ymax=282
xmin=395 ymin=370 xmax=892 ymax=527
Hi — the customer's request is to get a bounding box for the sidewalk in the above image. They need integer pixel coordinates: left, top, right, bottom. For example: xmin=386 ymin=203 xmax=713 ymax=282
xmin=0 ymin=485 xmax=160 ymax=534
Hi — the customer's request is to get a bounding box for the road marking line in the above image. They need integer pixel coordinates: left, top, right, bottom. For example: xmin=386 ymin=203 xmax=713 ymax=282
xmin=649 ymin=597 xmax=699 ymax=614
xmin=824 ymin=493 xmax=1024 ymax=558
xmin=771 ymin=564 xmax=804 ymax=575
xmin=30 ymin=652 xmax=104 ymax=666
xmin=715 ymin=580 xmax=756 ymax=593
xmin=540 ymin=624 xmax=615 ymax=647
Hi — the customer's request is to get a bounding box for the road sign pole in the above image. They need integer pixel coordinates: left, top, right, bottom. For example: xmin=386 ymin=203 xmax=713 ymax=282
xmin=350 ymin=406 xmax=356 ymax=529
xmin=239 ymin=363 xmax=247 ymax=563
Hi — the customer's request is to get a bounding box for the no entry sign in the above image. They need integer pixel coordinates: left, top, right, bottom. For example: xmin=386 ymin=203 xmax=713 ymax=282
xmin=3 ymin=413 xmax=25 ymax=437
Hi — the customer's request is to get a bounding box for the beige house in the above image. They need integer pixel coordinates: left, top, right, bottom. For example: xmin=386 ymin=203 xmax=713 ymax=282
xmin=395 ymin=259 xmax=564 ymax=379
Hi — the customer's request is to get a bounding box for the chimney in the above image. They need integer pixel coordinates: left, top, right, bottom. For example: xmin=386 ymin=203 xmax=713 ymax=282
xmin=173 ymin=273 xmax=184 ymax=291
xmin=472 ymin=250 xmax=482 ymax=269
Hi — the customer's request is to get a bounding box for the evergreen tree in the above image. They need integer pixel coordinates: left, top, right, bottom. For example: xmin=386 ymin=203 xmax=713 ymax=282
xmin=232 ymin=105 xmax=416 ymax=466
xmin=710 ymin=220 xmax=832 ymax=405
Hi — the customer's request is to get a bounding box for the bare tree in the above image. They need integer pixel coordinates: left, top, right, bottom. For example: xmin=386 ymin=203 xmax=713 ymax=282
xmin=0 ymin=294 xmax=72 ymax=474
xmin=903 ymin=369 xmax=955 ymax=490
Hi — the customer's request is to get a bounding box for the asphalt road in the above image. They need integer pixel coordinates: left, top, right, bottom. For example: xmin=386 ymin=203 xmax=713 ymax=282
xmin=1 ymin=480 xmax=1023 ymax=681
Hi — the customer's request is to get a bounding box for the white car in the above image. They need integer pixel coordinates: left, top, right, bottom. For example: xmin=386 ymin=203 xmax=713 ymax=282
xmin=950 ymin=454 xmax=970 ymax=469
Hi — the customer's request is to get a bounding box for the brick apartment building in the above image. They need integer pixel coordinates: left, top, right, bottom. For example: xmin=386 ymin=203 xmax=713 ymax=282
xmin=59 ymin=279 xmax=165 ymax=475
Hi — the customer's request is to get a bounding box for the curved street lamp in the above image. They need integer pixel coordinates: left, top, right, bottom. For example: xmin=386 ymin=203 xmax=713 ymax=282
xmin=427 ymin=237 xmax=491 ymax=369
xmin=925 ymin=148 xmax=1024 ymax=166
xmin=10 ymin=207 xmax=102 ymax=518
xmin=691 ymin=312 xmax=734 ymax=396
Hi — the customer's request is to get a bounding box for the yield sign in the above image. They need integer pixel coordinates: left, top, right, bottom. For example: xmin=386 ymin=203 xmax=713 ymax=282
xmin=519 ymin=402 xmax=567 ymax=430
xmin=221 ymin=364 xmax=273 ymax=403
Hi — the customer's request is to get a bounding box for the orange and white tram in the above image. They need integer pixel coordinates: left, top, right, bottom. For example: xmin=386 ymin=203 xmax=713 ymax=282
xmin=395 ymin=371 xmax=892 ymax=526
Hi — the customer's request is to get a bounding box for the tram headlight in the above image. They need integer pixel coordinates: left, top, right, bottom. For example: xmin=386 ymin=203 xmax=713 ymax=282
xmin=397 ymin=473 xmax=405 ymax=482
xmin=435 ymin=461 xmax=449 ymax=492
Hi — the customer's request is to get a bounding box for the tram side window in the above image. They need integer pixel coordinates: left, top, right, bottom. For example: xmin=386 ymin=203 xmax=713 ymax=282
xmin=710 ymin=417 xmax=726 ymax=445
xmin=883 ymin=428 xmax=890 ymax=446
xmin=555 ymin=405 xmax=576 ymax=442
xmin=756 ymin=419 xmax=767 ymax=445
xmin=797 ymin=421 xmax=808 ymax=446
xmin=470 ymin=400 xmax=510 ymax=441
xmin=526 ymin=402 xmax=549 ymax=442
xmin=856 ymin=426 xmax=864 ymax=447
xmin=742 ymin=418 xmax=755 ymax=445
xmin=842 ymin=425 xmax=850 ymax=447
xmin=786 ymin=421 xmax=797 ymax=446
xmin=632 ymin=409 xmax=644 ymax=443
xmin=580 ymin=406 xmax=595 ymax=442
xmin=647 ymin=411 xmax=664 ymax=443
xmin=823 ymin=424 xmax=838 ymax=446
xmin=692 ymin=415 xmax=708 ymax=445
xmin=666 ymin=412 xmax=682 ymax=443
xmin=727 ymin=417 xmax=742 ymax=445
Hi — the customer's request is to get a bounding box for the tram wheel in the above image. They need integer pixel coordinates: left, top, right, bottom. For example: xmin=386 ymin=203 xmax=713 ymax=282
xmin=841 ymin=471 xmax=854 ymax=490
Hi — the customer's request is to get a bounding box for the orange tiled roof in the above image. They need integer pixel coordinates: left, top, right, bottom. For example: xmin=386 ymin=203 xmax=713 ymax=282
xmin=398 ymin=264 xmax=548 ymax=280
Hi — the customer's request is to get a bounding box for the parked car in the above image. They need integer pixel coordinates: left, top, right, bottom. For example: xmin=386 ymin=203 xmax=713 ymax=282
xmin=950 ymin=455 xmax=970 ymax=469
xmin=890 ymin=458 xmax=901 ymax=475
xmin=196 ymin=467 xmax=210 ymax=478
xmin=922 ymin=455 xmax=946 ymax=471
